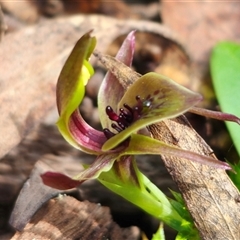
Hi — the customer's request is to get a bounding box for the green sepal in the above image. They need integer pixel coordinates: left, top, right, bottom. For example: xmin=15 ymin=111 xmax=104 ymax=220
xmin=73 ymin=153 xmax=118 ymax=182
xmin=122 ymin=134 xmax=231 ymax=170
xmin=56 ymin=31 xmax=96 ymax=149
xmin=57 ymin=31 xmax=96 ymax=117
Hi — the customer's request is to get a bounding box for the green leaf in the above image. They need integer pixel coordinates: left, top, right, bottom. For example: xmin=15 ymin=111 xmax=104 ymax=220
xmin=169 ymin=190 xmax=193 ymax=224
xmin=152 ymin=222 xmax=165 ymax=240
xmin=176 ymin=231 xmax=200 ymax=240
xmin=211 ymin=41 xmax=240 ymax=157
xmin=102 ymin=72 xmax=202 ymax=151
xmin=228 ymin=161 xmax=240 ymax=191
xmin=169 ymin=190 xmax=184 ymax=205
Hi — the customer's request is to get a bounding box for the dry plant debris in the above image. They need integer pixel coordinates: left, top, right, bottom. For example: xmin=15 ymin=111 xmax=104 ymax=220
xmin=0 ymin=1 xmax=240 ymax=239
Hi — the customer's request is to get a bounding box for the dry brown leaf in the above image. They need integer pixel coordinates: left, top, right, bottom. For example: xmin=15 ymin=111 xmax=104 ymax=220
xmin=0 ymin=4 xmax=7 ymax=41
xmin=61 ymin=0 xmax=101 ymax=14
xmin=9 ymin=159 xmax=62 ymax=231
xmin=0 ymin=0 xmax=39 ymax=23
xmin=108 ymin=31 xmax=193 ymax=89
xmin=40 ymin=0 xmax=138 ymax=19
xmin=161 ymin=1 xmax=240 ymax=76
xmin=150 ymin=119 xmax=240 ymax=240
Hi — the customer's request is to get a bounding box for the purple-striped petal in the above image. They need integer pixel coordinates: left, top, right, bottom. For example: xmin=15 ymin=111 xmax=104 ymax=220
xmin=98 ymin=31 xmax=136 ymax=129
xmin=68 ymin=110 xmax=106 ymax=153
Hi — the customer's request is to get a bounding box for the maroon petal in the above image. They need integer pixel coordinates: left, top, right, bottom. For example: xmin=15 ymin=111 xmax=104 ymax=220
xmin=41 ymin=172 xmax=81 ymax=190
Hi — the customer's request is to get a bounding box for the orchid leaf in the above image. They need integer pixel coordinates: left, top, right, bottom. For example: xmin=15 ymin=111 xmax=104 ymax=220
xmin=57 ymin=32 xmax=96 ymax=148
xmin=98 ymin=31 xmax=135 ymax=129
xmin=99 ymin=171 xmax=166 ymax=217
xmin=102 ymin=72 xmax=202 ymax=151
xmin=124 ymin=134 xmax=231 ymax=170
xmin=211 ymin=41 xmax=240 ymax=157
xmin=169 ymin=189 xmax=200 ymax=240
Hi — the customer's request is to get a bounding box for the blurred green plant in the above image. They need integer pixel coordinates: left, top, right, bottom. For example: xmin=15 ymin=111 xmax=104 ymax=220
xmin=211 ymin=41 xmax=240 ymax=192
xmin=211 ymin=42 xmax=240 ymax=157
xmin=228 ymin=161 xmax=240 ymax=191
xmin=151 ymin=222 xmax=165 ymax=240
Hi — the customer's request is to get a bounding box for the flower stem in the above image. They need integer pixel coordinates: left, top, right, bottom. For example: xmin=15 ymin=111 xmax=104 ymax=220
xmin=98 ymin=160 xmax=195 ymax=234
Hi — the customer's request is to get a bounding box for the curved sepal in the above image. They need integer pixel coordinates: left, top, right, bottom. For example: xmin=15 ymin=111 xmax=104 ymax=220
xmin=63 ymin=110 xmax=106 ymax=153
xmin=189 ymin=107 xmax=240 ymax=124
xmin=57 ymin=31 xmax=96 ymax=116
xmin=41 ymin=153 xmax=118 ymax=190
xmin=74 ymin=153 xmax=118 ymax=181
xmin=56 ymin=32 xmax=97 ymax=150
xmin=41 ymin=172 xmax=81 ymax=190
xmin=124 ymin=134 xmax=232 ymax=170
xmin=102 ymin=72 xmax=202 ymax=151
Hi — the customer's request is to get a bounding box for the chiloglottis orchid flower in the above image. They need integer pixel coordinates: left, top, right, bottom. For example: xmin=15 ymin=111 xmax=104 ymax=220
xmin=41 ymin=31 xmax=232 ymax=191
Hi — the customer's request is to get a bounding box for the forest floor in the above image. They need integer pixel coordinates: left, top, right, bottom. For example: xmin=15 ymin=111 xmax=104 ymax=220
xmin=0 ymin=1 xmax=240 ymax=239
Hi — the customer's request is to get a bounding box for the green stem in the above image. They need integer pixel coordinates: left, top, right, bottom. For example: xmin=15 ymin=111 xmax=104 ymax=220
xmin=99 ymin=166 xmax=189 ymax=233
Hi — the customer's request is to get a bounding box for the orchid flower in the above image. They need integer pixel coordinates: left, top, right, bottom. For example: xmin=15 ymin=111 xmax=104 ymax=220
xmin=41 ymin=31 xmax=232 ymax=190
xmin=40 ymin=31 xmax=239 ymax=235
